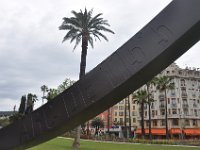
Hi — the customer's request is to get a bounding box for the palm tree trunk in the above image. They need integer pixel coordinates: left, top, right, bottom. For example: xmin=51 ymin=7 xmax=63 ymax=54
xmin=72 ymin=37 xmax=88 ymax=149
xmin=42 ymin=91 xmax=45 ymax=105
xmin=124 ymin=99 xmax=127 ymax=138
xmin=107 ymin=108 xmax=110 ymax=135
xmin=165 ymin=90 xmax=169 ymax=140
xmin=141 ymin=101 xmax=145 ymax=139
xmin=128 ymin=96 xmax=132 ymax=138
xmin=147 ymin=85 xmax=152 ymax=140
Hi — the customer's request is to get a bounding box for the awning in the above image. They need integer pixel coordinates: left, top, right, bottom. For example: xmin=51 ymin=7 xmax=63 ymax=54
xmin=184 ymin=129 xmax=200 ymax=135
xmin=169 ymin=128 xmax=182 ymax=134
xmin=136 ymin=128 xmax=166 ymax=135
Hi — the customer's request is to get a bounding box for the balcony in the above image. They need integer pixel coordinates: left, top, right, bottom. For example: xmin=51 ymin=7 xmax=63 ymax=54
xmin=159 ymin=94 xmax=165 ymax=99
xmin=181 ymin=93 xmax=187 ymax=97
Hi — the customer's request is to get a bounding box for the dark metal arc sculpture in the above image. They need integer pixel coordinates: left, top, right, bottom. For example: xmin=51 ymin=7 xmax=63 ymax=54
xmin=1 ymin=0 xmax=200 ymax=149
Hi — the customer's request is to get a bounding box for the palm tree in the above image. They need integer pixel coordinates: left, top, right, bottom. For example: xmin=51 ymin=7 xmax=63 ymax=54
xmin=59 ymin=8 xmax=114 ymax=149
xmin=127 ymin=96 xmax=132 ymax=138
xmin=18 ymin=95 xmax=26 ymax=115
xmin=41 ymin=85 xmax=48 ymax=105
xmin=107 ymin=108 xmax=110 ymax=135
xmin=154 ymin=75 xmax=175 ymax=139
xmin=25 ymin=93 xmax=38 ymax=114
xmin=124 ymin=99 xmax=127 ymax=138
xmin=133 ymin=90 xmax=148 ymax=139
xmin=146 ymin=78 xmax=156 ymax=140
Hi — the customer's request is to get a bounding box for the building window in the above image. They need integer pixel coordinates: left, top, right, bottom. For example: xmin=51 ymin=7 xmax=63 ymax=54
xmin=119 ymin=106 xmax=124 ymax=110
xmin=160 ymin=110 xmax=165 ymax=115
xmin=185 ymin=119 xmax=190 ymax=126
xmin=152 ymin=110 xmax=155 ymax=117
xmin=168 ymin=98 xmax=170 ymax=104
xmin=194 ymin=109 xmax=198 ymax=116
xmin=161 ymin=120 xmax=165 ymax=126
xmin=171 ymin=98 xmax=176 ymax=106
xmin=133 ymin=118 xmax=136 ymax=123
xmin=114 ymin=118 xmax=117 ymax=122
xmin=172 ymin=119 xmax=179 ymax=126
xmin=114 ymin=106 xmax=118 ymax=110
xmin=132 ymin=111 xmax=136 ymax=116
xmin=193 ymin=120 xmax=198 ymax=126
xmin=171 ymin=90 xmax=176 ymax=96
xmin=183 ymin=109 xmax=189 ymax=115
xmin=119 ymin=112 xmax=124 ymax=116
xmin=145 ymin=111 xmax=147 ymax=117
xmin=132 ymin=105 xmax=135 ymax=110
xmin=178 ymin=109 xmax=180 ymax=114
xmin=115 ymin=112 xmax=117 ymax=116
xmin=172 ymin=109 xmax=177 ymax=114
xmin=168 ymin=109 xmax=171 ymax=115
xmin=153 ymin=120 xmax=157 ymax=126
xmin=120 ymin=118 xmax=123 ymax=124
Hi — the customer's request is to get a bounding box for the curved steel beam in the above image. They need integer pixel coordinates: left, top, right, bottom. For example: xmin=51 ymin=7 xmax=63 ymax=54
xmin=0 ymin=0 xmax=200 ymax=149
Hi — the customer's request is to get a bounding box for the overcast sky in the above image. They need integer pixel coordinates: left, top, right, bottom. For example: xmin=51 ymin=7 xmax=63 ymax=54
xmin=1 ymin=0 xmax=200 ymax=111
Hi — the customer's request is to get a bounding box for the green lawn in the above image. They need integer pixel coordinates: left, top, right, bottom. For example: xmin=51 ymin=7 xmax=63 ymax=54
xmin=28 ymin=138 xmax=200 ymax=150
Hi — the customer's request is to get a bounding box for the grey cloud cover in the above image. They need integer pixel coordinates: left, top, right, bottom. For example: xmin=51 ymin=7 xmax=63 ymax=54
xmin=1 ymin=0 xmax=199 ymax=111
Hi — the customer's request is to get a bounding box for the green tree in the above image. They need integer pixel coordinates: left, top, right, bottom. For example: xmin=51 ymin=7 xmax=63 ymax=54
xmin=41 ymin=85 xmax=48 ymax=105
xmin=18 ymin=95 xmax=26 ymax=114
xmin=57 ymin=78 xmax=75 ymax=93
xmin=46 ymin=88 xmax=59 ymax=101
xmin=91 ymin=117 xmax=104 ymax=136
xmin=25 ymin=93 xmax=38 ymax=114
xmin=133 ymin=90 xmax=148 ymax=139
xmin=59 ymin=8 xmax=114 ymax=149
xmin=154 ymin=75 xmax=175 ymax=140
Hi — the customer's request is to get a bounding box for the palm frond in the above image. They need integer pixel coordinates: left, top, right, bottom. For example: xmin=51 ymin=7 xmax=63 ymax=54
xmin=93 ymin=31 xmax=108 ymax=41
xmin=59 ymin=8 xmax=114 ymax=50
xmin=73 ymin=35 xmax=81 ymax=50
xmin=97 ymin=25 xmax=115 ymax=34
xmin=88 ymin=36 xmax=94 ymax=48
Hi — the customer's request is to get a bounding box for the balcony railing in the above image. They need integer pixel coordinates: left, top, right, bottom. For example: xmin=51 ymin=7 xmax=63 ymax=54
xmin=159 ymin=94 xmax=165 ymax=99
xmin=181 ymin=93 xmax=187 ymax=97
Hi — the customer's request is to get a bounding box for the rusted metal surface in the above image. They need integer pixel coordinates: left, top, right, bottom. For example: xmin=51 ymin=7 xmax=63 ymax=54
xmin=0 ymin=0 xmax=200 ymax=149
